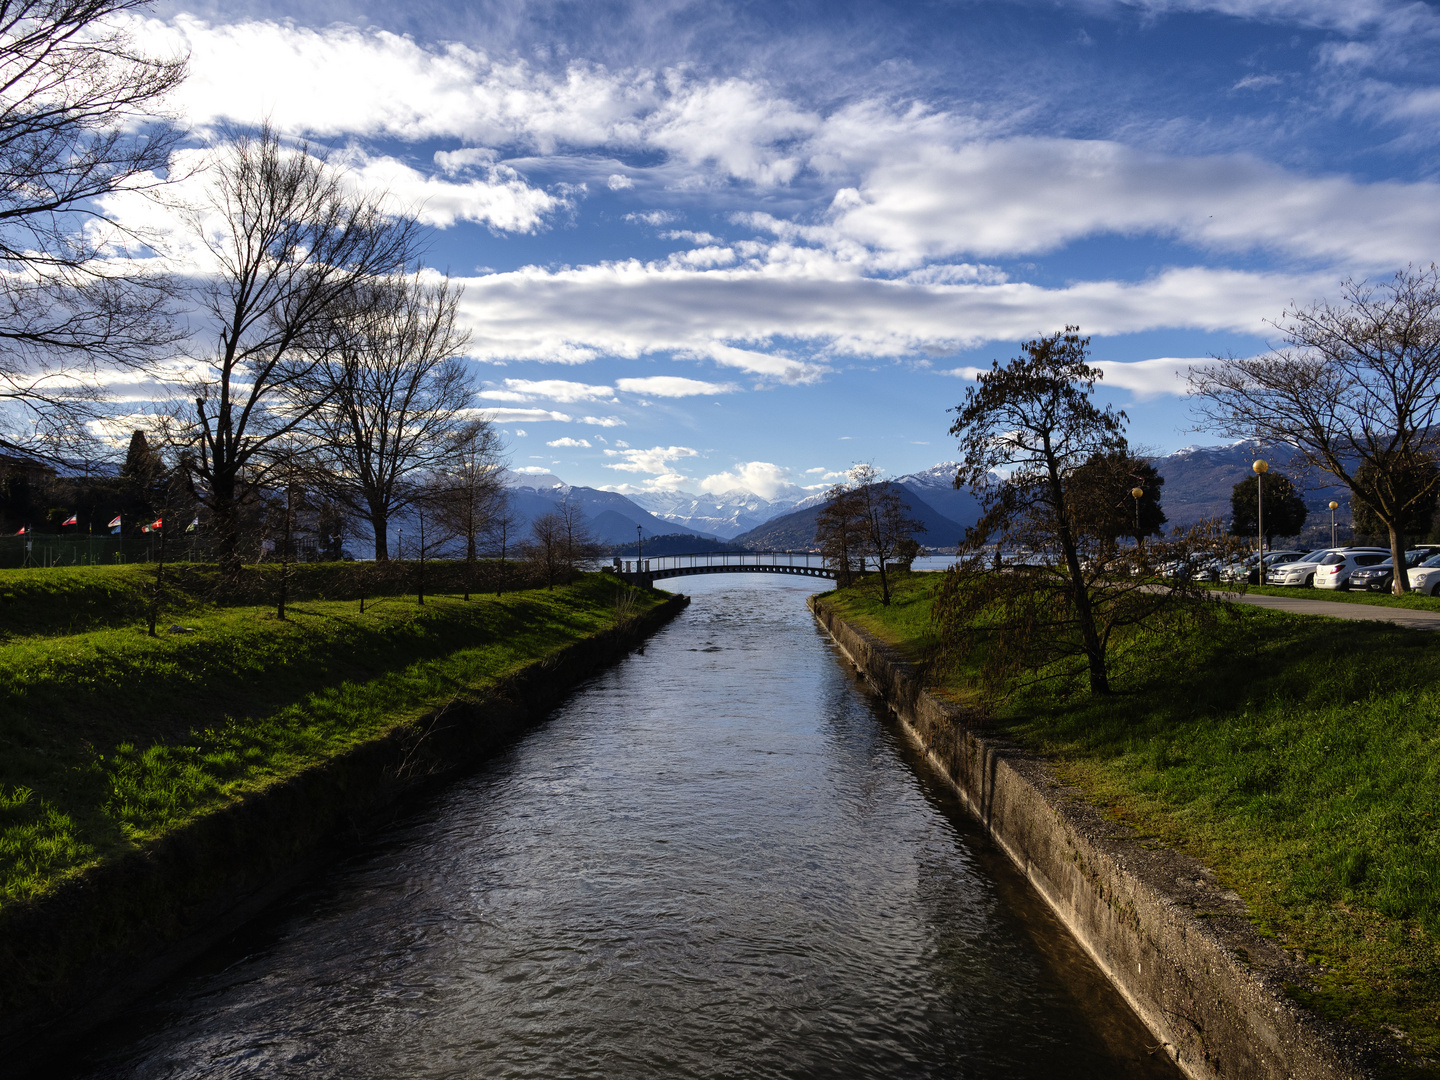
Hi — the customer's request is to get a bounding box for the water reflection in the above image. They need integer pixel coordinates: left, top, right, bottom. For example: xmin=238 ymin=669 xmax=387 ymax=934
xmin=60 ymin=575 xmax=1176 ymax=1079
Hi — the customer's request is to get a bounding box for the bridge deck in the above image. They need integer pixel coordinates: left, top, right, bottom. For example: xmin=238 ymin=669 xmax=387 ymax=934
xmin=613 ymin=552 xmax=836 ymax=586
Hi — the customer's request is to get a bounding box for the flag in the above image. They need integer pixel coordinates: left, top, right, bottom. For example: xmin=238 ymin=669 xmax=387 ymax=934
xmin=185 ymin=516 xmax=198 ymax=533
xmin=108 ymin=515 xmax=121 ymax=528
xmin=141 ymin=518 xmax=161 ymax=534
xmin=14 ymin=525 xmax=26 ymax=535
xmin=61 ymin=513 xmax=77 ymax=526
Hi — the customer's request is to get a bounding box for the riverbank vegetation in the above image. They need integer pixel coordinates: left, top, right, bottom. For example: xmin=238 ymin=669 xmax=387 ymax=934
xmin=0 ymin=565 xmax=659 ymax=907
xmin=826 ymin=570 xmax=1440 ymax=1069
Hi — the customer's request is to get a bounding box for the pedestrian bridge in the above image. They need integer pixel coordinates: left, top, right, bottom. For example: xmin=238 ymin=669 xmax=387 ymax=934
xmin=614 ymin=551 xmax=836 ymax=585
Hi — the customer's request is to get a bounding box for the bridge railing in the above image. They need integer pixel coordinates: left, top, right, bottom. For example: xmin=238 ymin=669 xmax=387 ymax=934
xmin=614 ymin=550 xmax=829 ymax=574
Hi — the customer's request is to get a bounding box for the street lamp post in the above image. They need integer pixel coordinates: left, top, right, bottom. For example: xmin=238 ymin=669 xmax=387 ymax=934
xmin=1130 ymin=486 xmax=1144 ymax=545
xmin=1253 ymin=459 xmax=1269 ymax=561
xmin=636 ymin=525 xmax=643 ymax=573
xmin=1329 ymin=500 xmax=1339 ymax=548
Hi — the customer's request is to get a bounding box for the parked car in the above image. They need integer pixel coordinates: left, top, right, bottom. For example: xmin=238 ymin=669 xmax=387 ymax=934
xmin=1350 ymin=549 xmax=1440 ymax=593
xmin=1407 ymin=554 xmax=1440 ymax=596
xmin=1218 ymin=549 xmax=1307 ymax=585
xmin=1266 ymin=549 xmax=1336 ymax=587
xmin=1267 ymin=548 xmax=1387 ymax=587
xmin=1312 ymin=549 xmax=1392 ymax=590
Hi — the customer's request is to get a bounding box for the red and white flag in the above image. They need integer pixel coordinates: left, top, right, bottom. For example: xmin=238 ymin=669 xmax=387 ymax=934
xmin=14 ymin=525 xmax=26 ymax=535
xmin=108 ymin=515 xmax=122 ymax=528
xmin=62 ymin=513 xmax=77 ymax=526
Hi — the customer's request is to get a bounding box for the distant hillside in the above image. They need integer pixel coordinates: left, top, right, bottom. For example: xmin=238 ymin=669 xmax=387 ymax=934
xmin=503 ymin=484 xmax=718 ymax=545
xmin=603 ymin=534 xmax=743 ymax=558
xmin=1155 ymin=442 xmax=1350 ymax=527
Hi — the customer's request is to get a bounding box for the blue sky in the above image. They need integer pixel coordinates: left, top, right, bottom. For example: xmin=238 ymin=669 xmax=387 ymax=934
xmin=119 ymin=0 xmax=1440 ymax=498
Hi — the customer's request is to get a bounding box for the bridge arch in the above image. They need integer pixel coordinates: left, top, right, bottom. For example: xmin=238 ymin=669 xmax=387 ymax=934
xmin=612 ymin=550 xmax=836 ymax=586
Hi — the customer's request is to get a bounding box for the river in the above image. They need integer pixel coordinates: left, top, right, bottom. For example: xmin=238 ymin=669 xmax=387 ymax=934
xmin=59 ymin=575 xmax=1178 ymax=1079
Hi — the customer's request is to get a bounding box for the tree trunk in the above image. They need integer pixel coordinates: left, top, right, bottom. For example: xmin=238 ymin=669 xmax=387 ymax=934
xmin=1047 ymin=455 xmax=1108 ymax=694
xmin=371 ymin=512 xmax=389 ymax=561
xmin=1390 ymin=524 xmax=1409 ymax=595
xmin=211 ymin=478 xmax=241 ymax=581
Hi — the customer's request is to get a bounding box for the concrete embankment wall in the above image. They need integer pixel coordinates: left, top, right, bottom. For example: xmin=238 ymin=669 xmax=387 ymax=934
xmin=810 ymin=596 xmax=1382 ymax=1080
xmin=0 ymin=592 xmax=690 ymax=1061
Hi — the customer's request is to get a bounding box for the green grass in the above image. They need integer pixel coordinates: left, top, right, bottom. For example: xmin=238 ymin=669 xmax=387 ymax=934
xmin=0 ymin=566 xmax=660 ymax=906
xmin=824 ymin=571 xmax=1440 ymax=1071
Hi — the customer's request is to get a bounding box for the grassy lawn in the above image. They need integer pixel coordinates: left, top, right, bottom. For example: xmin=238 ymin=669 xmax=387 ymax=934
xmin=0 ymin=565 xmax=659 ymax=907
xmin=825 ymin=571 xmax=1440 ymax=1071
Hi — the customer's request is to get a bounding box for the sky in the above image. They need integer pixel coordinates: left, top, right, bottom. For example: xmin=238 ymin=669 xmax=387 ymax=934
xmin=109 ymin=0 xmax=1440 ymax=499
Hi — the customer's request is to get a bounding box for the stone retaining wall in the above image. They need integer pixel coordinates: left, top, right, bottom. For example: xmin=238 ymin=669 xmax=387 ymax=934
xmin=810 ymin=596 xmax=1384 ymax=1080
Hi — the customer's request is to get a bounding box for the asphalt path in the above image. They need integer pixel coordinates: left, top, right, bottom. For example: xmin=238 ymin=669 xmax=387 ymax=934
xmin=1221 ymin=591 xmax=1440 ymax=630
xmin=914 ymin=567 xmax=1440 ymax=630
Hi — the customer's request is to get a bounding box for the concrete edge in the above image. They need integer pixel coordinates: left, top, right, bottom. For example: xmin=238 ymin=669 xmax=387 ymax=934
xmin=0 ymin=589 xmax=691 ymax=1061
xmin=809 ymin=595 xmax=1391 ymax=1080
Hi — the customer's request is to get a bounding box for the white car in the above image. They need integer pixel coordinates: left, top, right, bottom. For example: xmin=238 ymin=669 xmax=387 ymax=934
xmin=1408 ymin=554 xmax=1440 ymax=596
xmin=1266 ymin=547 xmax=1387 ymax=587
xmin=1312 ymin=549 xmax=1392 ymax=590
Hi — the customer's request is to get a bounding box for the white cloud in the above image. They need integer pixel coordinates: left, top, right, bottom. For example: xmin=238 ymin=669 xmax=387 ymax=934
xmin=625 ymin=210 xmax=680 ymax=226
xmin=945 ymin=355 xmax=1202 ymax=399
xmin=346 ymin=152 xmax=563 ymax=232
xmin=699 ymin=462 xmax=799 ymax=499
xmin=476 ymin=408 xmax=572 ymax=423
xmin=607 ymin=173 xmax=635 ymax=190
xmin=478 ymin=378 xmax=617 ymax=403
xmin=139 ymin=15 xmax=660 ymax=148
xmin=602 ymin=444 xmax=699 ymax=475
xmin=662 ymin=230 xmax=720 ymax=244
xmin=577 ymin=415 xmax=627 ymax=426
xmin=547 ymin=436 xmax=592 ymax=447
xmin=1232 ymin=74 xmax=1282 ymax=91
xmin=615 ymin=376 xmax=737 ymax=397
xmin=456 ymin=258 xmax=1324 ymax=368
xmin=811 ymin=137 xmax=1440 ymax=268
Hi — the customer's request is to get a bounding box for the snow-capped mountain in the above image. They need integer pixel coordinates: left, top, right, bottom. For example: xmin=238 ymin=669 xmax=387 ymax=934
xmin=616 ymin=462 xmax=977 ymax=539
xmin=627 ymin=488 xmax=809 ymax=539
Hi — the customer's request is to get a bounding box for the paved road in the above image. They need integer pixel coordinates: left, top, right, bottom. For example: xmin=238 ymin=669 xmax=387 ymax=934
xmin=1223 ymin=591 xmax=1440 ymax=630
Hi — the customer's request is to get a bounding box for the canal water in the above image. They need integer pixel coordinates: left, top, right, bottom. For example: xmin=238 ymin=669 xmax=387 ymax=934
xmin=59 ymin=576 xmax=1177 ymax=1079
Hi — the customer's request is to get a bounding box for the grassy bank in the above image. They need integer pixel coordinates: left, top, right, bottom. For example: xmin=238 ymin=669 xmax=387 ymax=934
xmin=826 ymin=571 xmax=1440 ymax=1072
xmin=0 ymin=565 xmax=660 ymax=906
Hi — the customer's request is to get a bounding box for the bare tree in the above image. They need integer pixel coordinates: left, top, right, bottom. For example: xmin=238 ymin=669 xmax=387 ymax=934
xmin=0 ymin=0 xmax=187 ymax=459
xmin=527 ymin=509 xmax=566 ymax=589
xmin=847 ymin=463 xmax=925 ymax=606
xmin=427 ymin=417 xmax=505 ymax=599
xmin=1191 ymin=268 xmax=1440 ymax=593
xmin=558 ymin=496 xmax=596 ymax=569
xmin=813 ymin=482 xmax=864 ymax=586
xmin=486 ymin=494 xmax=518 ymax=561
xmin=295 ymin=271 xmax=474 ymax=560
xmin=183 ymin=125 xmax=420 ymax=576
